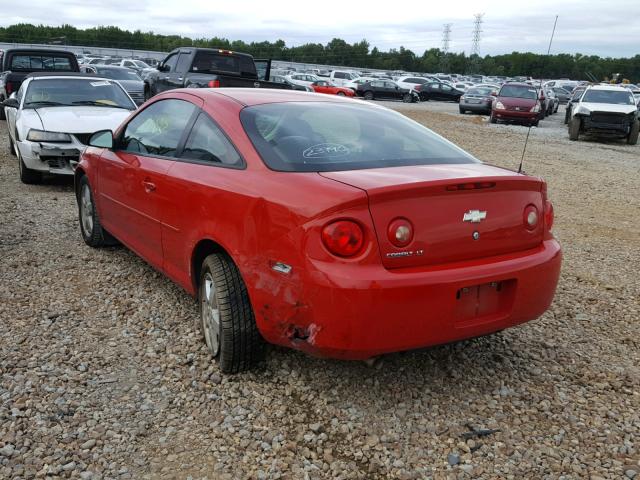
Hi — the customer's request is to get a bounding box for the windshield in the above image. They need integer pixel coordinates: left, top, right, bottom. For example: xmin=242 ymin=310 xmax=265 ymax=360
xmin=240 ymin=102 xmax=479 ymax=172
xmin=132 ymin=60 xmax=149 ymax=68
xmin=499 ymin=85 xmax=538 ymax=100
xmin=581 ymin=89 xmax=635 ymax=105
xmin=94 ymin=67 xmax=141 ymax=81
xmin=24 ymin=78 xmax=136 ymax=109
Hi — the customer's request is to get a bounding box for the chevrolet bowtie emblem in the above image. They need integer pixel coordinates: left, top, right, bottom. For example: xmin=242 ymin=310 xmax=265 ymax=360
xmin=463 ymin=210 xmax=487 ymax=223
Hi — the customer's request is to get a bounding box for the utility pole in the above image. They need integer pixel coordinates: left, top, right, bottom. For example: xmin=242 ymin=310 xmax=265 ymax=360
xmin=470 ymin=13 xmax=484 ymax=74
xmin=441 ymin=23 xmax=452 ymax=73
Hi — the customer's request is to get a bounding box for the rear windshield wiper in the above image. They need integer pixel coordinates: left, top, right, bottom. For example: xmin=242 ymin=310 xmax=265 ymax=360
xmin=71 ymin=100 xmax=132 ymax=109
xmin=24 ymin=101 xmax=70 ymax=107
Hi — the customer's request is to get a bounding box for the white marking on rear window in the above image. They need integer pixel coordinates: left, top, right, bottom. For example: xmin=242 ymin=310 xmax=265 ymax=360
xmin=303 ymin=143 xmax=350 ymax=158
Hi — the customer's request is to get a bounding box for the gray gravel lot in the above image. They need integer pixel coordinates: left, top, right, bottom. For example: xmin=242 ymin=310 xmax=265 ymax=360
xmin=0 ymin=101 xmax=639 ymax=479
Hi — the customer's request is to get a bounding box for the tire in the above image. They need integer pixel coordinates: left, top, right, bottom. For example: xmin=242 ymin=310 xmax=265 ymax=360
xmin=18 ymin=146 xmax=42 ymax=184
xmin=0 ymin=107 xmax=5 ymax=121
xmin=459 ymin=107 xmax=465 ymax=114
xmin=337 ymin=92 xmax=346 ymax=97
xmin=402 ymin=93 xmax=412 ymax=103
xmin=9 ymin=138 xmax=16 ymax=156
xmin=199 ymin=253 xmax=264 ymax=373
xmin=627 ymin=119 xmax=639 ymax=145
xmin=531 ymin=119 xmax=539 ymax=127
xmin=77 ymin=175 xmax=118 ymax=247
xmin=363 ymin=91 xmax=374 ymax=100
xmin=144 ymin=85 xmax=152 ymax=101
xmin=564 ymin=109 xmax=570 ymax=125
xmin=568 ymin=117 xmax=581 ymax=141
xmin=490 ymin=112 xmax=497 ymax=124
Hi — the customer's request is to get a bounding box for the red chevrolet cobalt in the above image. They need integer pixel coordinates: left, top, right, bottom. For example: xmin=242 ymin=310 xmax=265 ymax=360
xmin=76 ymin=89 xmax=561 ymax=373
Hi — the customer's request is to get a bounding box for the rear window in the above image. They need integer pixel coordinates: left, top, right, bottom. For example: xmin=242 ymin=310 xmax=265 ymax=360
xmin=499 ymin=85 xmax=538 ymax=99
xmin=240 ymin=102 xmax=479 ymax=172
xmin=190 ymin=52 xmax=256 ymax=77
xmin=10 ymin=54 xmax=74 ymax=72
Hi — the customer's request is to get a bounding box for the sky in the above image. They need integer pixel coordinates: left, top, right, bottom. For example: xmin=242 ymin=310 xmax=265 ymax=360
xmin=2 ymin=0 xmax=639 ymax=58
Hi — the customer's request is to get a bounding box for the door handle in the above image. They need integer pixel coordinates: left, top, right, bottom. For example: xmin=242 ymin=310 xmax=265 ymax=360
xmin=142 ymin=180 xmax=156 ymax=192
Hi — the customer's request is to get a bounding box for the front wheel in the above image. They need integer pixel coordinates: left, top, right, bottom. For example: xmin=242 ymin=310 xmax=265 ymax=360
xmin=78 ymin=175 xmax=118 ymax=247
xmin=363 ymin=91 xmax=374 ymax=100
xmin=337 ymin=91 xmax=346 ymax=96
xmin=402 ymin=93 xmax=412 ymax=103
xmin=18 ymin=147 xmax=42 ymax=184
xmin=627 ymin=119 xmax=639 ymax=145
xmin=199 ymin=253 xmax=264 ymax=373
xmin=459 ymin=107 xmax=466 ymax=114
xmin=568 ymin=117 xmax=581 ymax=141
xmin=490 ymin=112 xmax=497 ymax=124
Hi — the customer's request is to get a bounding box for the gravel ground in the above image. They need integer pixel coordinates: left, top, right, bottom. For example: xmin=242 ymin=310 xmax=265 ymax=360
xmin=0 ymin=102 xmax=639 ymax=480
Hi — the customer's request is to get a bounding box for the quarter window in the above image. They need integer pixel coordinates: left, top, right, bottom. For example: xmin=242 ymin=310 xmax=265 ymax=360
xmin=176 ymin=53 xmax=191 ymax=73
xmin=122 ymin=99 xmax=196 ymax=157
xmin=181 ymin=114 xmax=242 ymax=166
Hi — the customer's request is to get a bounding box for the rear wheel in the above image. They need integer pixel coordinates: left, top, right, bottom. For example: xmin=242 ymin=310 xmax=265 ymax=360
xmin=337 ymin=91 xmax=346 ymax=96
xmin=199 ymin=253 xmax=264 ymax=373
xmin=564 ymin=109 xmax=570 ymax=124
xmin=627 ymin=119 xmax=639 ymax=145
xmin=363 ymin=91 xmax=374 ymax=100
xmin=568 ymin=117 xmax=581 ymax=141
xmin=402 ymin=93 xmax=412 ymax=103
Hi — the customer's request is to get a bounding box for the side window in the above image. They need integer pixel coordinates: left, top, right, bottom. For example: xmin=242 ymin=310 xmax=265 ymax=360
xmin=181 ymin=113 xmax=242 ymax=166
xmin=175 ymin=53 xmax=191 ymax=73
xmin=122 ymin=99 xmax=196 ymax=157
xmin=124 ymin=61 xmax=134 ymax=67
xmin=385 ymin=82 xmax=396 ymax=88
xmin=334 ymin=72 xmax=345 ymax=79
xmin=163 ymin=54 xmax=179 ymax=72
xmin=16 ymin=83 xmax=25 ymax=104
xmin=442 ymin=85 xmax=452 ymax=92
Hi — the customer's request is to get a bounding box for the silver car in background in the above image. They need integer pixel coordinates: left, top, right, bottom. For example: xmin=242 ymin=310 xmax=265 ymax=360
xmin=82 ymin=65 xmax=145 ymax=105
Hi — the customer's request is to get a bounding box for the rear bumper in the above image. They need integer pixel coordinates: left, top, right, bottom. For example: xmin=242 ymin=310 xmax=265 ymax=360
xmin=259 ymin=239 xmax=562 ymax=359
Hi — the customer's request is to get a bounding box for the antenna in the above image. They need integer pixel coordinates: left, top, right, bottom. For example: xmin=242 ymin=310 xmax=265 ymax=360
xmin=470 ymin=13 xmax=484 ymax=74
xmin=441 ymin=23 xmax=452 ymax=72
xmin=518 ymin=15 xmax=558 ymax=174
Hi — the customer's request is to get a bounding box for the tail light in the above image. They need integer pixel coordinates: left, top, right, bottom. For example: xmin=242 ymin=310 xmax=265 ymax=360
xmin=523 ymin=205 xmax=539 ymax=230
xmin=208 ymin=80 xmax=220 ymax=88
xmin=6 ymin=82 xmax=12 ymax=94
xmin=544 ymin=200 xmax=554 ymax=230
xmin=387 ymin=218 xmax=413 ymax=247
xmin=322 ymin=220 xmax=364 ymax=257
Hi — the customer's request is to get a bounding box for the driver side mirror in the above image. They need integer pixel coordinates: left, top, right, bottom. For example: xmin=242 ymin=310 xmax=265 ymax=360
xmin=157 ymin=64 xmax=168 ymax=72
xmin=2 ymin=97 xmax=19 ymax=109
xmin=88 ymin=130 xmax=114 ymax=149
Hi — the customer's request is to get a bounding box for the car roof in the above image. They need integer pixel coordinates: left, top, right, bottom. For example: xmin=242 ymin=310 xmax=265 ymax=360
xmin=92 ymin=65 xmax=131 ymax=70
xmin=5 ymin=48 xmax=75 ymax=55
xmin=586 ymin=85 xmax=630 ymax=91
xmin=176 ymin=88 xmax=363 ymax=107
xmin=26 ymin=72 xmax=107 ymax=79
xmin=25 ymin=73 xmax=112 ymax=82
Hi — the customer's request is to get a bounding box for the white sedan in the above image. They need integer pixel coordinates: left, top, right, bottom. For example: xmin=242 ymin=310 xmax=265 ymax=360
xmin=3 ymin=73 xmax=137 ymax=184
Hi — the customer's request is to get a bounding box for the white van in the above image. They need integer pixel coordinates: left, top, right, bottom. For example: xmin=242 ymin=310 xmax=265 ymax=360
xmin=330 ymin=70 xmax=359 ymax=87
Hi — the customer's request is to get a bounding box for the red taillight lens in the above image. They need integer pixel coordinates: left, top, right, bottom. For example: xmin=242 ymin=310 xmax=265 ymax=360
xmin=544 ymin=200 xmax=554 ymax=230
xmin=6 ymin=82 xmax=12 ymax=94
xmin=208 ymin=80 xmax=220 ymax=88
xmin=523 ymin=205 xmax=539 ymax=230
xmin=387 ymin=218 xmax=413 ymax=247
xmin=321 ymin=220 xmax=364 ymax=257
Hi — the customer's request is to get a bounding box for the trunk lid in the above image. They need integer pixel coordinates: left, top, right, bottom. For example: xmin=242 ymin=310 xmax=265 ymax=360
xmin=319 ymin=164 xmax=545 ymax=269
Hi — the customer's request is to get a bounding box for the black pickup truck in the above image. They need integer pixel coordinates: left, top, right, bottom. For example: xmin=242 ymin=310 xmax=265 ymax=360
xmin=0 ymin=48 xmax=80 ymax=119
xmin=144 ymin=48 xmax=288 ymax=100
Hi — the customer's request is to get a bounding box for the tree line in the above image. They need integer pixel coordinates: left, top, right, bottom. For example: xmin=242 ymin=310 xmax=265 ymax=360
xmin=1 ymin=23 xmax=638 ymax=81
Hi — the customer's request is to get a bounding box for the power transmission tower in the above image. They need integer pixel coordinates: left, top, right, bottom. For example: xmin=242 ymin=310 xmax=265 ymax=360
xmin=470 ymin=13 xmax=484 ymax=73
xmin=441 ymin=23 xmax=452 ymax=72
